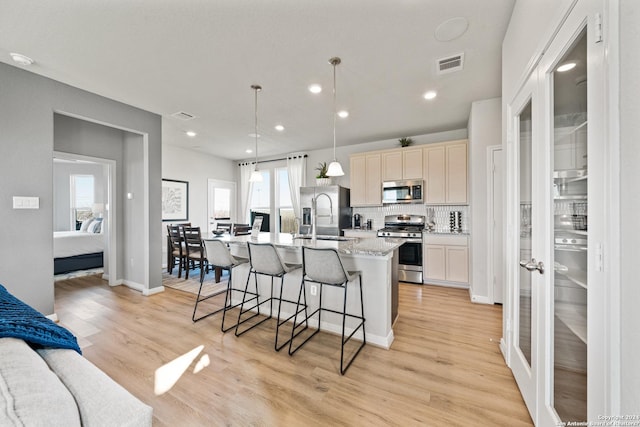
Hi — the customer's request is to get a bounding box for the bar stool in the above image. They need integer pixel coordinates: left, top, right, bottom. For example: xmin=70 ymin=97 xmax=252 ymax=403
xmin=193 ymin=240 xmax=255 ymax=332
xmin=236 ymin=242 xmax=308 ymax=351
xmin=289 ymin=247 xmax=366 ymax=375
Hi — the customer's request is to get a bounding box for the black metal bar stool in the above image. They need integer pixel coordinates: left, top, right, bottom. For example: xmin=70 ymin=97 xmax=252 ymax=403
xmin=193 ymin=239 xmax=255 ymax=332
xmin=235 ymin=242 xmax=309 ymax=351
xmin=289 ymin=246 xmax=366 ymax=375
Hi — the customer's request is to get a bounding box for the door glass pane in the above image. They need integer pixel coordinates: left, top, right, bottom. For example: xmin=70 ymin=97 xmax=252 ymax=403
xmin=552 ymin=29 xmax=587 ymax=423
xmin=213 ymin=188 xmax=231 ymax=219
xmin=518 ymin=101 xmax=533 ymax=367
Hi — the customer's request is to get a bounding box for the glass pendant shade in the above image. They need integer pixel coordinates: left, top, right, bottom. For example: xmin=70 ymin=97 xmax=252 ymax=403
xmin=249 ymin=168 xmax=263 ymax=182
xmin=326 ymin=160 xmax=344 ymax=177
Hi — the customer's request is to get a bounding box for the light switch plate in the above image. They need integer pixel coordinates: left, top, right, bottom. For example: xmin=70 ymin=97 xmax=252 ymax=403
xmin=13 ymin=196 xmax=40 ymax=209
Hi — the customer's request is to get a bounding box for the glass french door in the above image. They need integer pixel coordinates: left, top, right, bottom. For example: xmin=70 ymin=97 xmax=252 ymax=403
xmin=508 ymin=72 xmax=542 ymax=423
xmin=508 ymin=0 xmax=605 ymax=425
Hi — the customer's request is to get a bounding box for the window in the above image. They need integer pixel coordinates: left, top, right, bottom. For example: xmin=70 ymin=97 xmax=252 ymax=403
xmin=276 ymin=168 xmax=296 ymax=233
xmin=70 ymin=175 xmax=94 ymax=229
xmin=249 ymin=170 xmax=270 ymax=231
xmin=247 ymin=167 xmax=297 ymax=233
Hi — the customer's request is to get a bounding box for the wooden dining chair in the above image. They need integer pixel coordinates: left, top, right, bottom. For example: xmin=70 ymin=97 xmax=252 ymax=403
xmin=182 ymin=226 xmax=206 ymax=281
xmin=232 ymin=223 xmax=251 ymax=236
xmin=167 ymin=224 xmax=186 ymax=278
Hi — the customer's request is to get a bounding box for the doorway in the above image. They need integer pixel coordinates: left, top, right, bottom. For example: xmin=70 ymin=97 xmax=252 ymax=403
xmin=207 ymin=179 xmax=237 ymax=232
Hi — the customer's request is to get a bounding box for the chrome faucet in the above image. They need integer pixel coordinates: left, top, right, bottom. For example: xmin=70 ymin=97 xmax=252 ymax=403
xmin=311 ymin=192 xmax=333 ymax=240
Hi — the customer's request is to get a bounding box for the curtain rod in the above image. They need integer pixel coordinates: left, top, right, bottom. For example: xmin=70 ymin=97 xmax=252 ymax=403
xmin=238 ymin=154 xmax=307 ymax=166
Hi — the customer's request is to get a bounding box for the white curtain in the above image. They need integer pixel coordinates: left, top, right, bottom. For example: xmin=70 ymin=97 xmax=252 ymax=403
xmin=239 ymin=163 xmax=255 ymax=224
xmin=286 ymin=155 xmax=306 ymax=223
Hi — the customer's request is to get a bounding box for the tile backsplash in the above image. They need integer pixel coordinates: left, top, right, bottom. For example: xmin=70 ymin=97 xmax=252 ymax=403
xmin=353 ymin=204 xmax=469 ymax=233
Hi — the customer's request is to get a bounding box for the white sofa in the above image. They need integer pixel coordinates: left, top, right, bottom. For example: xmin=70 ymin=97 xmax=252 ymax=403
xmin=0 ymin=337 xmax=152 ymax=426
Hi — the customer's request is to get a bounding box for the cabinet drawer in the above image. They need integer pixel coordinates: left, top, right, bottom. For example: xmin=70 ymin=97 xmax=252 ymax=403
xmin=423 ymin=235 xmax=468 ymax=246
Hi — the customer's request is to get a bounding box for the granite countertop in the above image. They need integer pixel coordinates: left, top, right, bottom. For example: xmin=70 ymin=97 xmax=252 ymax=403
xmin=423 ymin=230 xmax=470 ymax=236
xmin=208 ymin=232 xmax=403 ymax=256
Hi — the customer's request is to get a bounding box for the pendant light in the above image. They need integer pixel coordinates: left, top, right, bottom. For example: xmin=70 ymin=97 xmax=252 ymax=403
xmin=249 ymin=84 xmax=263 ymax=183
xmin=326 ymin=57 xmax=345 ymax=177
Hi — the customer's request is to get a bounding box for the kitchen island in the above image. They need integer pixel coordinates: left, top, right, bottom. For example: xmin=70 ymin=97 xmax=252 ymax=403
xmin=211 ymin=232 xmax=402 ymax=349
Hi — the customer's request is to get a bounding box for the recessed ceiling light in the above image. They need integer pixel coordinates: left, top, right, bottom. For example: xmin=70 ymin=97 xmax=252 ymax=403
xmin=246 ymin=149 xmax=253 ymax=154
xmin=274 ymin=124 xmax=285 ymax=131
xmin=337 ymin=110 xmax=349 ymax=118
xmin=557 ymin=62 xmax=577 ymax=72
xmin=308 ymin=84 xmax=322 ymax=94
xmin=423 ymin=90 xmax=437 ymax=100
xmin=248 ymin=133 xmax=261 ymax=138
xmin=10 ymin=52 xmax=34 ymax=66
xmin=185 ymin=131 xmax=197 ymax=137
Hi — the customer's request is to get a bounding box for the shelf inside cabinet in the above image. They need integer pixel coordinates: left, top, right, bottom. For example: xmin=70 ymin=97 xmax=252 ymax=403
xmin=555 ymin=302 xmax=587 ymax=344
xmin=557 ymin=268 xmax=587 ymax=289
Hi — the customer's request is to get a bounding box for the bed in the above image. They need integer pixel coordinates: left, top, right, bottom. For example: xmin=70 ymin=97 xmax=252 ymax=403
xmin=53 ymin=231 xmax=105 ymax=275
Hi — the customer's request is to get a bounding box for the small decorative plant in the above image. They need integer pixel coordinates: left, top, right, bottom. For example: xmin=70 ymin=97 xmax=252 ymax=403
xmin=315 ymin=162 xmax=329 ymax=178
xmin=399 ymin=137 xmax=413 ymax=147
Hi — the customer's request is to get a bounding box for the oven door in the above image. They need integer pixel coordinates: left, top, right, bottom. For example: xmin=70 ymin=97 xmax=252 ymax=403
xmin=397 ymin=240 xmax=423 ymax=283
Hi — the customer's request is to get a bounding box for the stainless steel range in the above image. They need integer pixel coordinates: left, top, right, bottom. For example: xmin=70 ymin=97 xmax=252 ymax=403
xmin=377 ymin=214 xmax=425 ymax=284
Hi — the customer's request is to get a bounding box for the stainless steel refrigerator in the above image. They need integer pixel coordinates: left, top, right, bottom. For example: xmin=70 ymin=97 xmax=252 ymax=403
xmin=299 ymin=185 xmax=351 ymax=236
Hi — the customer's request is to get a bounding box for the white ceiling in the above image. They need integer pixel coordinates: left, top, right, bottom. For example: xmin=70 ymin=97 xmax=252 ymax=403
xmin=0 ymin=0 xmax=515 ymax=161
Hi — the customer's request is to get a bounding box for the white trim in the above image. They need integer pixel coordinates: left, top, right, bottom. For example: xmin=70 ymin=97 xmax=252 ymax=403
xmin=486 ymin=145 xmax=503 ymax=305
xmin=143 ymin=134 xmax=150 ymax=293
xmin=469 ymin=293 xmax=491 ymax=305
xmin=604 ymin=0 xmax=620 ymax=415
xmin=423 ymin=281 xmax=469 ymax=290
xmin=143 ymin=286 xmax=165 ymax=296
xmin=46 ymin=313 xmax=59 ymax=322
xmin=121 ymin=280 xmax=146 ymax=292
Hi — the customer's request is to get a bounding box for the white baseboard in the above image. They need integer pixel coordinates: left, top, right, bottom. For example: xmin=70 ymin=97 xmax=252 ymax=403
xmin=500 ymin=338 xmax=508 ymax=365
xmin=102 ymin=273 xmax=109 ymax=281
xmin=143 ymin=286 xmax=165 ymax=296
xmin=46 ymin=313 xmax=59 ymax=322
xmin=423 ymin=280 xmax=470 ymax=289
xmin=469 ymin=292 xmax=492 ymax=304
xmin=110 ymin=279 xmax=124 ymax=287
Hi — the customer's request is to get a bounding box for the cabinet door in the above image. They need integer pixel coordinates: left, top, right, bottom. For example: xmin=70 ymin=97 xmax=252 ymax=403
xmin=365 ymin=153 xmax=382 ymax=205
xmin=403 ymin=148 xmax=423 ymax=179
xmin=424 ymin=244 xmax=446 ymax=281
xmin=349 ymin=155 xmax=366 ymax=206
xmin=424 ymin=145 xmax=446 ymax=203
xmin=382 ymin=151 xmax=403 ymax=181
xmin=445 ymin=246 xmax=469 ymax=283
xmin=446 ymin=142 xmax=468 ymax=204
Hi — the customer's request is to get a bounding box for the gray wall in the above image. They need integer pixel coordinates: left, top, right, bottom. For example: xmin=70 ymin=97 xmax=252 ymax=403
xmin=619 ymin=0 xmax=640 ymax=414
xmin=123 ymin=132 xmax=146 ymax=285
xmin=0 ymin=62 xmax=161 ymax=314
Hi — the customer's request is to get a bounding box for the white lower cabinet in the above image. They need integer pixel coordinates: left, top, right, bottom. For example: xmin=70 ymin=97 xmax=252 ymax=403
xmin=424 ymin=235 xmax=469 ymax=284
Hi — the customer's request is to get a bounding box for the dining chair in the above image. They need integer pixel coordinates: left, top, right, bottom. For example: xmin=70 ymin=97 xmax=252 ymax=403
xmin=181 ymin=226 xmax=206 ymax=281
xmin=167 ymin=225 xmax=186 ymax=278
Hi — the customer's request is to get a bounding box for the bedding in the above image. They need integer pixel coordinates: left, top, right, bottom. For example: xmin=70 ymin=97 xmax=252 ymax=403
xmin=54 ymin=231 xmax=104 ymax=259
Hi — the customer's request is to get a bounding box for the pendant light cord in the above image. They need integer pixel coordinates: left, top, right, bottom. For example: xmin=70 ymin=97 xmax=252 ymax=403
xmin=332 ymin=60 xmax=337 ymax=161
xmin=251 ymin=84 xmax=261 ymax=167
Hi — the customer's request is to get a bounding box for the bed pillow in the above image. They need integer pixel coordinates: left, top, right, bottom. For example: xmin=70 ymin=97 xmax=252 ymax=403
xmin=88 ymin=218 xmax=103 ymax=233
xmin=79 ymin=218 xmax=94 ymax=232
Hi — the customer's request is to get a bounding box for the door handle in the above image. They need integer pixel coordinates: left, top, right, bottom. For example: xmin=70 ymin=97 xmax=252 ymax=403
xmin=519 ymin=258 xmax=545 ymax=274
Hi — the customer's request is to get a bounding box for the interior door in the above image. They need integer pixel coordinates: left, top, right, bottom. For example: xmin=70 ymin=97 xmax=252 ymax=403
xmin=508 ymin=73 xmax=542 ymax=423
xmin=207 ymin=179 xmax=236 ymax=233
xmin=537 ymin=0 xmax=604 ymax=424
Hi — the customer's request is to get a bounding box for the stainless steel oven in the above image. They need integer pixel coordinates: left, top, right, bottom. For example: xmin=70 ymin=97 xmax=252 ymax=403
xmin=377 ymin=214 xmax=425 ymax=284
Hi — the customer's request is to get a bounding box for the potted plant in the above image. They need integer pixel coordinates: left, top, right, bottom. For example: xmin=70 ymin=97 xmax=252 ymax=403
xmin=398 ymin=137 xmax=413 ymax=147
xmin=315 ymin=162 xmax=331 ymax=186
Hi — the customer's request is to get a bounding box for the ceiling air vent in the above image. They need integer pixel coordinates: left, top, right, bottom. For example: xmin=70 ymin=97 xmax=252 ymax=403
xmin=436 ymin=53 xmax=464 ymax=75
xmin=171 ymin=111 xmax=197 ymax=121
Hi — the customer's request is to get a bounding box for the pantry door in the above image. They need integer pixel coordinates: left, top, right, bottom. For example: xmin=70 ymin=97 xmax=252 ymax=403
xmin=507 ymin=71 xmax=543 ymax=424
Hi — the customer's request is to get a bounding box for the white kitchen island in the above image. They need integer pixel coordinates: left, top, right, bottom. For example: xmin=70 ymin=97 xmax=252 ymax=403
xmin=211 ymin=232 xmax=402 ymax=349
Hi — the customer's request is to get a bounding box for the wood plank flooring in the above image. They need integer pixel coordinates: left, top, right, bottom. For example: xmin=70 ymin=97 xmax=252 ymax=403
xmin=54 ymin=275 xmax=532 ymax=426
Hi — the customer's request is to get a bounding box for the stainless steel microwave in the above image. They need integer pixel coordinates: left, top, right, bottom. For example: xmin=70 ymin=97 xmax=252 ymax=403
xmin=382 ymin=179 xmax=424 ymax=204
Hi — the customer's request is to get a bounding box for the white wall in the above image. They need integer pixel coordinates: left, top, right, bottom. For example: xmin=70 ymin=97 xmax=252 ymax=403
xmin=161 ymin=144 xmax=236 ymax=264
xmin=53 ymin=161 xmax=105 ymax=231
xmin=0 ymin=63 xmax=162 ymax=314
xmin=619 ymin=0 xmax=640 ymax=414
xmin=468 ymin=98 xmax=502 ymax=302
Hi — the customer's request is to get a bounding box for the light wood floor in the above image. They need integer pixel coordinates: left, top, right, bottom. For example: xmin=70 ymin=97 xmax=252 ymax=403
xmin=54 ymin=275 xmax=533 ymax=427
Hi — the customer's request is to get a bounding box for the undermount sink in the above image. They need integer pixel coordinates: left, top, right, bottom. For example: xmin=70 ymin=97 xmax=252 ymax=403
xmin=293 ymin=235 xmax=354 ymax=242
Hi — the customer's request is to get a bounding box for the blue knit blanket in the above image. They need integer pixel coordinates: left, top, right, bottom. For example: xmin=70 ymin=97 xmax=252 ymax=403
xmin=0 ymin=284 xmax=81 ymax=354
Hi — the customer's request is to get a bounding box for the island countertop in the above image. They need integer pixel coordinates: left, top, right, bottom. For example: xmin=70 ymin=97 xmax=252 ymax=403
xmin=206 ymin=232 xmax=400 ymax=349
xmin=208 ymin=232 xmax=404 ymax=257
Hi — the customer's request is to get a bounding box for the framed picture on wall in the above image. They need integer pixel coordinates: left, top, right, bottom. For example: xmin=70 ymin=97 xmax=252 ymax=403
xmin=162 ymin=179 xmax=189 ymax=221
